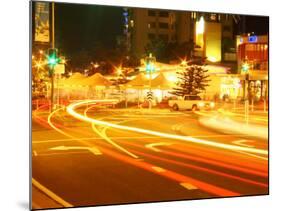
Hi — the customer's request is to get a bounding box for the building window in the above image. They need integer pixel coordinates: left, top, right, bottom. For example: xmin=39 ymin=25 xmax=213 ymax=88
xmin=159 ymin=22 xmax=169 ymax=29
xmin=223 ymin=25 xmax=231 ymax=32
xmin=159 ymin=34 xmax=169 ymax=41
xmin=159 ymin=11 xmax=169 ymax=17
xmin=210 ymin=14 xmax=217 ymax=21
xmin=191 ymin=12 xmax=197 ymax=20
xmin=148 ymin=10 xmax=156 ymax=16
xmin=130 ymin=20 xmax=134 ymax=27
xmin=148 ymin=22 xmax=156 ymax=29
xmin=148 ymin=33 xmax=156 ymax=40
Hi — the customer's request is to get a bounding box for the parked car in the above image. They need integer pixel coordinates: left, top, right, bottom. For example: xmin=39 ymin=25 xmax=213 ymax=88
xmin=168 ymin=95 xmax=215 ymax=111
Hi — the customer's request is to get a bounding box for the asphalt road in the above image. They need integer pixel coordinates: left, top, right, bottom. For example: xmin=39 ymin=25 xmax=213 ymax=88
xmin=31 ymin=103 xmax=268 ymax=209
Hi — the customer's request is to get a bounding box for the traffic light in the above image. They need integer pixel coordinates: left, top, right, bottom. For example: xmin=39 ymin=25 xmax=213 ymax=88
xmin=47 ymin=48 xmax=60 ymax=67
xmin=145 ymin=53 xmax=156 ymax=73
xmin=242 ymin=62 xmax=249 ymax=73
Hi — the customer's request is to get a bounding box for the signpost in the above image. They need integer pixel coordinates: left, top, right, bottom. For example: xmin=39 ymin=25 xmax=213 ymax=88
xmin=145 ymin=53 xmax=156 ymax=109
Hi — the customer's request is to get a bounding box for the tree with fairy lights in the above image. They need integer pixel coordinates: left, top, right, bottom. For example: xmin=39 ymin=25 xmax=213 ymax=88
xmin=170 ymin=58 xmax=210 ymax=97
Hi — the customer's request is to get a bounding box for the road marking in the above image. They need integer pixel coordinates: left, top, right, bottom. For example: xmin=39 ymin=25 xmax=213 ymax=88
xmin=238 ymin=151 xmax=268 ymax=161
xmin=32 ymin=136 xmax=158 ymax=144
xmin=180 ymin=182 xmax=198 ymax=190
xmin=85 ymin=106 xmax=139 ymax=159
xmin=145 ymin=142 xmax=172 ymax=152
xmin=35 ymin=151 xmax=89 ymax=157
xmin=50 ymin=145 xmax=102 ymax=155
xmin=32 ymin=178 xmax=73 ymax=207
xmin=151 ymin=166 xmax=166 ymax=173
xmin=67 ymin=100 xmax=268 ymax=155
xmin=32 ymin=134 xmax=260 ymax=144
xmin=232 ymin=140 xmax=255 ymax=148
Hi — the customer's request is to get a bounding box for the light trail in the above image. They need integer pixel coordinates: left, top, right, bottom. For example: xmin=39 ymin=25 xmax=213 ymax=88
xmin=84 ymin=105 xmax=139 ymax=158
xmin=97 ymin=111 xmax=267 ymax=184
xmin=43 ymin=103 xmax=240 ymax=197
xmin=67 ymin=100 xmax=268 ymax=156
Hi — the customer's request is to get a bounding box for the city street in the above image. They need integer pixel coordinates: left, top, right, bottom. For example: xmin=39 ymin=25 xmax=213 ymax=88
xmin=32 ymin=101 xmax=268 ymax=209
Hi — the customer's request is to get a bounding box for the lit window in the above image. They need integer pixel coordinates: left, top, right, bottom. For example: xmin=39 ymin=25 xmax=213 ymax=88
xmin=210 ymin=14 xmax=217 ymax=21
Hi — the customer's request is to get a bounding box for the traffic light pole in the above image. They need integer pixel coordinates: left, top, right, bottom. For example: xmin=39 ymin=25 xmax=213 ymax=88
xmin=51 ymin=66 xmax=55 ymax=112
xmin=149 ymin=68 xmax=152 ymax=110
xmin=50 ymin=2 xmax=55 ymax=112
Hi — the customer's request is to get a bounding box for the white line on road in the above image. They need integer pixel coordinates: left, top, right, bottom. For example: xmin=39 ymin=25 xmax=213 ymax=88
xmin=180 ymin=182 xmax=198 ymax=190
xmin=32 ymin=178 xmax=73 ymax=208
xmin=34 ymin=151 xmax=89 ymax=157
xmin=232 ymin=140 xmax=255 ymax=148
xmin=145 ymin=142 xmax=172 ymax=152
xmin=50 ymin=145 xmax=102 ymax=155
xmin=151 ymin=166 xmax=166 ymax=173
xmin=85 ymin=105 xmax=139 ymax=159
xmin=237 ymin=151 xmax=268 ymax=161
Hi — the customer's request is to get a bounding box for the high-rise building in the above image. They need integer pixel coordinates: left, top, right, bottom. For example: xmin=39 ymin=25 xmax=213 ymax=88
xmin=128 ymin=9 xmax=237 ymax=63
xmin=129 ymin=8 xmax=177 ymax=57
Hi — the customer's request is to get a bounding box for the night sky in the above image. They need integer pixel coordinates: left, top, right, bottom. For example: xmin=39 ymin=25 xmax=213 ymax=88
xmin=243 ymin=15 xmax=269 ymax=35
xmin=55 ymin=3 xmax=124 ymax=56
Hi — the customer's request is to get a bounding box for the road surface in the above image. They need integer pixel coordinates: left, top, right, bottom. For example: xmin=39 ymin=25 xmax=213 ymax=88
xmin=31 ymin=101 xmax=268 ymax=209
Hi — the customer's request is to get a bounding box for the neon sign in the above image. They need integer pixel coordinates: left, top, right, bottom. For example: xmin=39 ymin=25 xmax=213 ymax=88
xmin=248 ymin=35 xmax=258 ymax=43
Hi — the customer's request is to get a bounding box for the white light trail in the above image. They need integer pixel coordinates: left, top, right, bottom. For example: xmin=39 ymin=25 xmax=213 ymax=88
xmin=67 ymin=100 xmax=268 ymax=155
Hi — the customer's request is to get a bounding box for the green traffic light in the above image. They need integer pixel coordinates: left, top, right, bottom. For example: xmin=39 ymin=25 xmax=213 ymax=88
xmin=47 ymin=54 xmax=59 ymax=66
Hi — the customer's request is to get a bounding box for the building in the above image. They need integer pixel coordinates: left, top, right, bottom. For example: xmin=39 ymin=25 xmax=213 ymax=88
xmin=192 ymin=12 xmax=237 ymax=63
xmin=130 ymin=8 xmax=177 ymax=57
xmin=236 ymin=34 xmax=268 ymax=100
xmin=128 ymin=9 xmax=237 ymax=64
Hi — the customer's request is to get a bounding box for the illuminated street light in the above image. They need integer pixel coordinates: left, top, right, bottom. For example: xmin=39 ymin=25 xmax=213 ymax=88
xmin=180 ymin=60 xmax=187 ymax=66
xmin=117 ymin=68 xmax=123 ymax=76
xmin=39 ymin=49 xmax=44 ymax=55
xmin=35 ymin=61 xmax=43 ymax=69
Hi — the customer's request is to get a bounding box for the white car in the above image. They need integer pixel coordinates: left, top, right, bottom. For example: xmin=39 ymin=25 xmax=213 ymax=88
xmin=168 ymin=95 xmax=215 ymax=111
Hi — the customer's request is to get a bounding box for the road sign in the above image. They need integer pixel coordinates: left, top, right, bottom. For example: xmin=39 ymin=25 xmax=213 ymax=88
xmin=54 ymin=64 xmax=65 ymax=74
xmin=147 ymin=91 xmax=153 ymax=101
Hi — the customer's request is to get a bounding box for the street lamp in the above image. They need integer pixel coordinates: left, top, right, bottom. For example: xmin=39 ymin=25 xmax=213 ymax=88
xmin=145 ymin=53 xmax=156 ymax=109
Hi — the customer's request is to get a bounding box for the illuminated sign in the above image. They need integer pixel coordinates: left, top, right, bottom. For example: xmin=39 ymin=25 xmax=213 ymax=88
xmin=248 ymin=35 xmax=258 ymax=43
xmin=34 ymin=2 xmax=50 ymax=43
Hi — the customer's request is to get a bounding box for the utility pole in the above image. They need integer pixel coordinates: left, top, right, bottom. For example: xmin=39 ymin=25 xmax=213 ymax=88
xmin=50 ymin=1 xmax=55 ymax=112
xmin=242 ymin=61 xmax=250 ymax=124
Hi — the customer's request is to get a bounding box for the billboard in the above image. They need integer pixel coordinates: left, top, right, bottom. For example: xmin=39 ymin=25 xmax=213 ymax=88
xmin=34 ymin=2 xmax=50 ymax=43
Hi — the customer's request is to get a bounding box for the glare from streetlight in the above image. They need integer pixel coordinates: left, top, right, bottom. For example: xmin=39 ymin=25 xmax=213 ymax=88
xmin=93 ymin=63 xmax=99 ymax=69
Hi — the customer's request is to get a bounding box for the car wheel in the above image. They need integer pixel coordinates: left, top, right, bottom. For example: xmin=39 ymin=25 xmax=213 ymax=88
xmin=173 ymin=104 xmax=179 ymax=111
xmin=192 ymin=104 xmax=198 ymax=111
